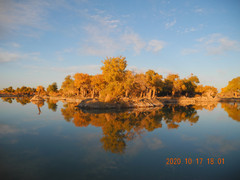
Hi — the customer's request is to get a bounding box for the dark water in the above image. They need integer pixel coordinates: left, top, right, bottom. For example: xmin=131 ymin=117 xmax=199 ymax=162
xmin=0 ymin=97 xmax=240 ymax=180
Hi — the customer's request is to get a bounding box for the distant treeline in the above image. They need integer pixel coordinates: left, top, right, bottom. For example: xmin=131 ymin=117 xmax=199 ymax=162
xmin=1 ymin=56 xmax=239 ymax=101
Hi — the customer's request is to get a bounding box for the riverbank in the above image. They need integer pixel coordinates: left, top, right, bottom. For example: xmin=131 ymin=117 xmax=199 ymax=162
xmin=0 ymin=94 xmax=34 ymax=97
xmin=1 ymin=94 xmax=239 ymax=109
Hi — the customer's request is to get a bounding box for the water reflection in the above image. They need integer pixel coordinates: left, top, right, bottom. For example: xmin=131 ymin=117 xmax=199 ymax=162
xmin=61 ymin=104 xmax=199 ymax=153
xmin=1 ymin=97 xmax=31 ymax=105
xmin=1 ymin=97 xmax=14 ymax=103
xmin=1 ymin=97 xmax=239 ymax=154
xmin=193 ymin=102 xmax=218 ymax=111
xmin=31 ymin=100 xmax=45 ymax=115
xmin=47 ymin=99 xmax=58 ymax=112
xmin=221 ymin=103 xmax=240 ymax=122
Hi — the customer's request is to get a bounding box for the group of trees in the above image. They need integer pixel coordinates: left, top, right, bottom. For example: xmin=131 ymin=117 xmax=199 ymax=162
xmin=36 ymin=82 xmax=59 ymax=96
xmin=2 ymin=56 xmax=239 ymax=100
xmin=60 ymin=56 xmax=218 ymax=101
xmin=0 ymin=83 xmax=59 ymax=96
xmin=221 ymin=77 xmax=240 ymax=97
xmin=60 ymin=57 xmax=238 ymax=99
xmin=0 ymin=86 xmax=36 ymax=96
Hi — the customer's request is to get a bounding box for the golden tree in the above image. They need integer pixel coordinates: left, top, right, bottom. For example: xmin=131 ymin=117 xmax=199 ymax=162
xmin=145 ymin=70 xmax=163 ymax=98
xmin=74 ymin=73 xmax=91 ymax=97
xmin=61 ymin=75 xmax=76 ymax=96
xmin=91 ymin=74 xmax=106 ymax=98
xmin=101 ymin=56 xmax=127 ymax=101
xmin=221 ymin=77 xmax=240 ymax=97
xmin=36 ymin=86 xmax=45 ymax=95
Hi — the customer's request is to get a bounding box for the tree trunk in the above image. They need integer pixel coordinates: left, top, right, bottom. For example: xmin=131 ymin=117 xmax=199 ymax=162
xmin=125 ymin=90 xmax=129 ymax=97
xmin=148 ymin=89 xmax=152 ymax=99
xmin=91 ymin=89 xmax=95 ymax=98
xmin=152 ymin=89 xmax=156 ymax=98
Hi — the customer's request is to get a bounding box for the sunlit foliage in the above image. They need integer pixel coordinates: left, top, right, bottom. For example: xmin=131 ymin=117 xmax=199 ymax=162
xmin=36 ymin=86 xmax=45 ymax=95
xmin=196 ymin=85 xmax=218 ymax=98
xmin=221 ymin=77 xmax=240 ymax=97
xmin=1 ymin=57 xmax=239 ymax=99
xmin=47 ymin=82 xmax=58 ymax=94
xmin=61 ymin=75 xmax=76 ymax=96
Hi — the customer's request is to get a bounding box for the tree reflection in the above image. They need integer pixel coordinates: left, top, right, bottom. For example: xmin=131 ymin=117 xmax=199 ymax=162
xmin=162 ymin=105 xmax=199 ymax=128
xmin=46 ymin=99 xmax=58 ymax=112
xmin=16 ymin=97 xmax=31 ymax=105
xmin=1 ymin=97 xmax=31 ymax=105
xmin=221 ymin=103 xmax=240 ymax=122
xmin=1 ymin=97 xmax=14 ymax=103
xmin=61 ymin=103 xmax=77 ymax=122
xmin=31 ymin=100 xmax=45 ymax=115
xmin=193 ymin=102 xmax=218 ymax=111
xmin=61 ymin=105 xmax=199 ymax=153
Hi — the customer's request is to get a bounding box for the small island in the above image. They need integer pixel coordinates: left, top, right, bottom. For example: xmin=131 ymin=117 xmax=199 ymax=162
xmin=0 ymin=56 xmax=239 ymax=108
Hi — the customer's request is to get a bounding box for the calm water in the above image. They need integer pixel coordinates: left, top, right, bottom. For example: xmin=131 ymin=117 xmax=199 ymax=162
xmin=0 ymin=97 xmax=240 ymax=180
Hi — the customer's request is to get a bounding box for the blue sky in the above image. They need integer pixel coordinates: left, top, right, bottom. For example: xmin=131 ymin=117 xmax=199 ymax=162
xmin=0 ymin=0 xmax=239 ymax=90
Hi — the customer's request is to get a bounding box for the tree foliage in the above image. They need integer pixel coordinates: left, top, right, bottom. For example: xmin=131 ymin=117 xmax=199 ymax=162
xmin=3 ymin=56 xmax=235 ymax=99
xmin=61 ymin=75 xmax=76 ymax=96
xmin=47 ymin=82 xmax=58 ymax=93
xmin=221 ymin=77 xmax=240 ymax=97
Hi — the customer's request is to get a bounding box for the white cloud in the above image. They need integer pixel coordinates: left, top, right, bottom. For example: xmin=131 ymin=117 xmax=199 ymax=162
xmin=0 ymin=49 xmax=41 ymax=63
xmin=184 ymin=27 xmax=197 ymax=33
xmin=83 ymin=25 xmax=123 ymax=56
xmin=81 ymin=12 xmax=165 ymax=56
xmin=165 ymin=19 xmax=176 ymax=29
xmin=90 ymin=15 xmax=120 ymax=29
xmin=0 ymin=0 xmax=50 ymax=36
xmin=0 ymin=50 xmax=22 ymax=63
xmin=198 ymin=34 xmax=240 ymax=55
xmin=81 ymin=13 xmax=125 ymax=56
xmin=121 ymin=32 xmax=146 ymax=54
xmin=147 ymin=40 xmax=165 ymax=53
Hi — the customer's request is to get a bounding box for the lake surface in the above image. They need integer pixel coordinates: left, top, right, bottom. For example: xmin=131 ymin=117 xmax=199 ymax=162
xmin=0 ymin=97 xmax=240 ymax=180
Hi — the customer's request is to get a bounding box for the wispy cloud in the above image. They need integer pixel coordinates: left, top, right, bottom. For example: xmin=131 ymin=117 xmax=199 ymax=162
xmin=81 ymin=13 xmax=124 ymax=56
xmin=0 ymin=49 xmax=41 ymax=63
xmin=198 ymin=34 xmax=240 ymax=55
xmin=194 ymin=8 xmax=204 ymax=14
xmin=0 ymin=50 xmax=22 ymax=63
xmin=0 ymin=0 xmax=50 ymax=37
xmin=147 ymin=40 xmax=165 ymax=53
xmin=0 ymin=124 xmax=18 ymax=135
xmin=90 ymin=15 xmax=120 ymax=29
xmin=184 ymin=27 xmax=197 ymax=33
xmin=81 ymin=12 xmax=165 ymax=56
xmin=177 ymin=24 xmax=204 ymax=34
xmin=121 ymin=32 xmax=146 ymax=54
xmin=165 ymin=19 xmax=176 ymax=29
xmin=182 ymin=34 xmax=240 ymax=56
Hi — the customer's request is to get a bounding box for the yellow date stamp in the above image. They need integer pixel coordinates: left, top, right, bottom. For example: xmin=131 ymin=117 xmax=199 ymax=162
xmin=166 ymin=158 xmax=225 ymax=165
